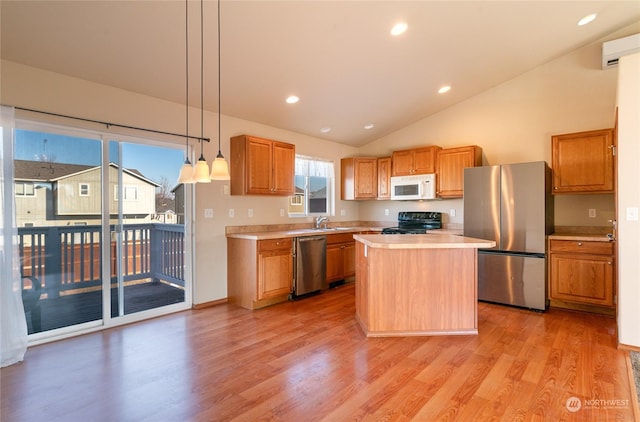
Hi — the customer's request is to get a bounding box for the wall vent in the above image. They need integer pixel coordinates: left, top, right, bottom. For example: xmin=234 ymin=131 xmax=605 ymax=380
xmin=602 ymin=33 xmax=640 ymax=69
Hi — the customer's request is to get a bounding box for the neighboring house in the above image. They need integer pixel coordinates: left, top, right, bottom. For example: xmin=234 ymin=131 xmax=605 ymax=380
xmin=14 ymin=160 xmax=161 ymax=227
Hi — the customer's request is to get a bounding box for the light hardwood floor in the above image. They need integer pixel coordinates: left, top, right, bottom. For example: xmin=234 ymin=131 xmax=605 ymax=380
xmin=1 ymin=283 xmax=636 ymax=421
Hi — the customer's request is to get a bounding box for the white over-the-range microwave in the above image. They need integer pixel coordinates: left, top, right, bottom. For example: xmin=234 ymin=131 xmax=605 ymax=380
xmin=390 ymin=174 xmax=436 ymax=200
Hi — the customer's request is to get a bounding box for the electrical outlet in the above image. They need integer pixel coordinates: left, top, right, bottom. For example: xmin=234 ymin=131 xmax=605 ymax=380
xmin=450 ymin=209 xmax=456 ymax=217
xmin=627 ymin=207 xmax=639 ymax=221
xmin=228 ymin=208 xmax=234 ymax=218
xmin=204 ymin=209 xmax=214 ymax=219
xmin=384 ymin=209 xmax=390 ymax=216
xmin=588 ymin=208 xmax=596 ymax=218
xmin=340 ymin=209 xmax=346 ymax=216
xmin=280 ymin=208 xmax=285 ymax=217
xmin=248 ymin=209 xmax=253 ymax=218
xmin=223 ymin=185 xmax=230 ymax=195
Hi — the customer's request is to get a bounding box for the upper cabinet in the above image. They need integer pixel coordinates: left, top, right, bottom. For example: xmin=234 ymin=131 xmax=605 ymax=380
xmin=436 ymin=146 xmax=482 ymax=198
xmin=230 ymin=135 xmax=295 ymax=196
xmin=377 ymin=157 xmax=392 ymax=199
xmin=551 ymin=129 xmax=615 ymax=194
xmin=341 ymin=157 xmax=378 ymax=200
xmin=391 ymin=146 xmax=441 ymax=176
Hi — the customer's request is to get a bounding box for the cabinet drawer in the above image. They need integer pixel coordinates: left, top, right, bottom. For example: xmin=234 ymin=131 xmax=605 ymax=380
xmin=326 ymin=232 xmax=356 ymax=245
xmin=549 ymin=240 xmax=613 ymax=255
xmin=258 ymin=238 xmax=292 ymax=252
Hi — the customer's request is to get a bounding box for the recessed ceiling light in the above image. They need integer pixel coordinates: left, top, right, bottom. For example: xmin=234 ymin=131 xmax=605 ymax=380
xmin=390 ymin=22 xmax=408 ymax=36
xmin=286 ymin=95 xmax=299 ymax=104
xmin=578 ymin=13 xmax=597 ymax=26
xmin=438 ymin=86 xmax=451 ymax=94
xmin=320 ymin=127 xmax=331 ymax=133
xmin=364 ymin=123 xmax=374 ymax=130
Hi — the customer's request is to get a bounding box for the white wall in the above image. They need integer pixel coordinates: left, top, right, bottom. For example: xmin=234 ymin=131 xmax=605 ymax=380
xmin=356 ymin=32 xmax=628 ymax=227
xmin=616 ymin=52 xmax=640 ymax=348
xmin=1 ymin=60 xmax=360 ymax=305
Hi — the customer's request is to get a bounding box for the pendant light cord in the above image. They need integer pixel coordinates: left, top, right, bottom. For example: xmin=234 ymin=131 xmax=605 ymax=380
xmin=217 ymin=0 xmax=222 ymax=158
xmin=185 ymin=0 xmax=190 ymax=162
xmin=199 ymin=0 xmax=205 ymax=160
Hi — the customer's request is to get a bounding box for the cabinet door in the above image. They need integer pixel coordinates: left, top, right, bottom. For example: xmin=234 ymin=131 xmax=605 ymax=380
xmin=244 ymin=137 xmax=274 ymax=195
xmin=354 ymin=158 xmax=378 ymax=199
xmin=326 ymin=243 xmax=343 ymax=282
xmin=272 ymin=141 xmax=295 ymax=195
xmin=413 ymin=146 xmax=440 ymax=174
xmin=551 ymin=129 xmax=614 ymax=194
xmin=391 ymin=150 xmax=414 ymax=176
xmin=342 ymin=242 xmax=356 ymax=278
xmin=437 ymin=146 xmax=481 ymax=198
xmin=377 ymin=157 xmax=391 ymax=199
xmin=258 ymin=249 xmax=293 ymax=300
xmin=549 ymin=253 xmax=614 ymax=307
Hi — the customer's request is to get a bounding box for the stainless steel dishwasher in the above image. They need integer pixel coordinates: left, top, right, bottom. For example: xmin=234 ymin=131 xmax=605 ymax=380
xmin=293 ymin=235 xmax=327 ymax=297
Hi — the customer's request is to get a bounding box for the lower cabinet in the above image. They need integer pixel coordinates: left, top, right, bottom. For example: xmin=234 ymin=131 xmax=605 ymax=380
xmin=548 ymin=239 xmax=615 ymax=315
xmin=227 ymin=237 xmax=293 ymax=309
xmin=326 ymin=233 xmax=356 ymax=284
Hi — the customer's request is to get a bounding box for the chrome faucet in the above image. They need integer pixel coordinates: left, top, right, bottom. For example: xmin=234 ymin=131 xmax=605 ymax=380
xmin=315 ymin=216 xmax=329 ymax=229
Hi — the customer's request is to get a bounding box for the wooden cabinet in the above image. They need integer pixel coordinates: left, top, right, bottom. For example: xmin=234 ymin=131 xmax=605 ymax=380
xmin=551 ymin=129 xmax=615 ymax=194
xmin=377 ymin=157 xmax=392 ymax=199
xmin=341 ymin=157 xmax=378 ymax=200
xmin=230 ymin=135 xmax=295 ymax=196
xmin=326 ymin=232 xmax=356 ymax=284
xmin=227 ymin=237 xmax=293 ymax=309
xmin=391 ymin=145 xmax=441 ymax=176
xmin=549 ymin=239 xmax=615 ymax=314
xmin=436 ymin=146 xmax=482 ymax=198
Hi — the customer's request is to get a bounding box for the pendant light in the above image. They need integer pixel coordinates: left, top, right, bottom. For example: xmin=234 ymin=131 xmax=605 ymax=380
xmin=193 ymin=0 xmax=211 ymax=183
xmin=177 ymin=0 xmax=195 ymax=184
xmin=210 ymin=0 xmax=230 ymax=180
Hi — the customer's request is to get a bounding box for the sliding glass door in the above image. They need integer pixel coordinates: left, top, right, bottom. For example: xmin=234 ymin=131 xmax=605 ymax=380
xmin=108 ymin=140 xmax=187 ymax=320
xmin=13 ymin=122 xmax=190 ymax=339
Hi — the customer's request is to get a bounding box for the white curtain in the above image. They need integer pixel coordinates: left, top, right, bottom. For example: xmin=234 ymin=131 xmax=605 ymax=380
xmin=295 ymin=155 xmax=335 ymax=178
xmin=0 ymin=105 xmax=28 ymax=367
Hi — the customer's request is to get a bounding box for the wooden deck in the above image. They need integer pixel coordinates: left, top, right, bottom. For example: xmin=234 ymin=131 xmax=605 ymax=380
xmin=24 ymin=281 xmax=185 ymax=334
xmin=2 ymin=282 xmax=637 ymax=421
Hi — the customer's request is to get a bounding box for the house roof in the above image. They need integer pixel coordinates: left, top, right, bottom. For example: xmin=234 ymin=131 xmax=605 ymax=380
xmin=14 ymin=160 xmax=161 ymax=187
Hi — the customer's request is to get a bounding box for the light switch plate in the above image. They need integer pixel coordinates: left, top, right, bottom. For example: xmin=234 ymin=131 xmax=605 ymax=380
xmin=626 ymin=207 xmax=638 ymax=221
xmin=248 ymin=209 xmax=253 ymax=218
xmin=204 ymin=209 xmax=214 ymax=219
xmin=228 ymin=208 xmax=235 ymax=218
xmin=588 ymin=208 xmax=596 ymax=218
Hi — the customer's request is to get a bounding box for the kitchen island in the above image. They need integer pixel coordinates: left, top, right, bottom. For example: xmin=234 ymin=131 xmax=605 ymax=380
xmin=353 ymin=233 xmax=495 ymax=337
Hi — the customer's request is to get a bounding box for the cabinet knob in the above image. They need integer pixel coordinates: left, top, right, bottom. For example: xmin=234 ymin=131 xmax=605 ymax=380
xmin=608 ymin=262 xmax=612 ymax=265
xmin=577 ymin=242 xmax=582 ymax=246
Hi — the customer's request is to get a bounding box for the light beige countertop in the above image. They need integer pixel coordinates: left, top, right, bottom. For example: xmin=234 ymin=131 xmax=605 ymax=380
xmin=226 ymin=226 xmax=380 ymax=240
xmin=548 ymin=233 xmax=615 ymax=242
xmin=353 ymin=233 xmax=496 ymax=249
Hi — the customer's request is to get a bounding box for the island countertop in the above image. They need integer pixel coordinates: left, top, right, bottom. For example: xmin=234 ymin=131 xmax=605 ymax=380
xmin=353 ymin=233 xmax=496 ymax=249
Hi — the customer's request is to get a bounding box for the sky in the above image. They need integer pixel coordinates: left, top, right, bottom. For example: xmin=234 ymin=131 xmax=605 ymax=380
xmin=15 ymin=129 xmax=184 ymax=187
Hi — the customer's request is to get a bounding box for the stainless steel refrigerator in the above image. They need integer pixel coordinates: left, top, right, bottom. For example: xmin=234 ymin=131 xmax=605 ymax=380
xmin=463 ymin=161 xmax=554 ymax=311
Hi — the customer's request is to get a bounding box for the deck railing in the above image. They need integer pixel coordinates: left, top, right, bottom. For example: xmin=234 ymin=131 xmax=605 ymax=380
xmin=18 ymin=223 xmax=185 ymax=297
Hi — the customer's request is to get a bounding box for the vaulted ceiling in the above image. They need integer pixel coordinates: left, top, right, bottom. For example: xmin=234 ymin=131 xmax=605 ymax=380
xmin=2 ymin=1 xmax=639 ymax=146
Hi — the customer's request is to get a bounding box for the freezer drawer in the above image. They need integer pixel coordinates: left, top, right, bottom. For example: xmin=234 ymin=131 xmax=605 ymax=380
xmin=478 ymin=252 xmax=547 ymax=311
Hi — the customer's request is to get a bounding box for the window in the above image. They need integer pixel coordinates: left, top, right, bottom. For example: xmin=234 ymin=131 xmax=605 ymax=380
xmin=15 ymin=182 xmax=35 ymax=196
xmin=288 ymin=156 xmax=334 ymax=216
xmin=79 ymin=183 xmax=89 ymax=196
xmin=113 ymin=185 xmax=138 ymax=201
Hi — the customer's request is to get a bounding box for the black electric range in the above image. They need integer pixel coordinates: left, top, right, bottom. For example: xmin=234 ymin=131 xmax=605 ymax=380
xmin=381 ymin=211 xmax=442 ymax=234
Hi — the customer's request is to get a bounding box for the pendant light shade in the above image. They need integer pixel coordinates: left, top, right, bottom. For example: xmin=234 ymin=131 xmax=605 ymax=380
xmin=178 ymin=160 xmax=195 ymax=184
xmin=209 ymin=0 xmax=230 ymax=181
xmin=193 ymin=153 xmax=211 ymax=183
xmin=210 ymin=153 xmax=230 ymax=180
